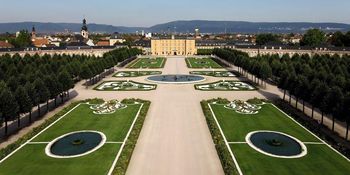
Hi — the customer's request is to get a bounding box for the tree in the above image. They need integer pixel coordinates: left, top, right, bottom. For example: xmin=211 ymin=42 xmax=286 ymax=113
xmin=344 ymin=93 xmax=350 ymax=139
xmin=329 ymin=31 xmax=346 ymax=47
xmin=300 ymin=29 xmax=326 ymax=46
xmin=14 ymin=87 xmax=32 ymax=127
xmin=11 ymin=30 xmax=32 ymax=48
xmin=322 ymin=87 xmax=343 ymax=131
xmin=80 ymin=64 xmax=93 ymax=88
xmin=34 ymin=78 xmax=50 ymax=116
xmin=58 ymin=70 xmax=74 ymax=101
xmin=256 ymin=33 xmax=280 ymax=45
xmin=0 ymin=88 xmax=19 ymax=135
xmin=44 ymin=75 xmax=61 ymax=108
xmin=24 ymin=82 xmax=38 ymax=123
xmin=259 ymin=62 xmax=272 ymax=87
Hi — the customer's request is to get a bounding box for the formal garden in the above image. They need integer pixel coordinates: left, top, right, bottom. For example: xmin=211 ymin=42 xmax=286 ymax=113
xmin=0 ymin=98 xmax=150 ymax=175
xmin=185 ymin=57 xmax=222 ymax=68
xmin=190 ymin=71 xmax=237 ymax=77
xmin=127 ymin=57 xmax=166 ymax=69
xmin=113 ymin=71 xmax=162 ymax=77
xmin=201 ymin=98 xmax=350 ymax=175
xmin=195 ymin=80 xmax=256 ymax=91
xmin=94 ymin=81 xmax=157 ymax=91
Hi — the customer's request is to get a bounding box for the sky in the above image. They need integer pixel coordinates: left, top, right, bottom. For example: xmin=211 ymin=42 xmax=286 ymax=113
xmin=0 ymin=0 xmax=349 ymax=27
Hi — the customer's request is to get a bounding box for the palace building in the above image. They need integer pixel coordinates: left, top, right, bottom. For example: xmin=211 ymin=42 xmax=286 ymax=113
xmin=151 ymin=35 xmax=196 ymax=56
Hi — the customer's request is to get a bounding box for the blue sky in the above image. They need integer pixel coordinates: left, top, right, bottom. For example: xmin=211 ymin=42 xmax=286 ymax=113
xmin=0 ymin=0 xmax=349 ymax=26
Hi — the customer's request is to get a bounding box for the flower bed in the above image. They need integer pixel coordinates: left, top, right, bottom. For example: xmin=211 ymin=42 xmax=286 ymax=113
xmin=90 ymin=100 xmax=127 ymax=114
xmin=224 ymin=100 xmax=262 ymax=114
xmin=94 ymin=81 xmax=156 ymax=91
xmin=195 ymin=80 xmax=257 ymax=91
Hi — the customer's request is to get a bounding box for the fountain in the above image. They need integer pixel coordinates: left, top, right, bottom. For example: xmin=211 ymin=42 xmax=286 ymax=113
xmin=147 ymin=74 xmax=205 ymax=84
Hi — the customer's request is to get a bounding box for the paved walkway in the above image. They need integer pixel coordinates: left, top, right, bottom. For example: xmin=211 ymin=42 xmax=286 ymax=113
xmin=75 ymin=56 xmax=265 ymax=175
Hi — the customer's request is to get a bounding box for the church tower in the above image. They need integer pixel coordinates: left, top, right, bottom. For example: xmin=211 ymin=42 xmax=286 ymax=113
xmin=81 ymin=18 xmax=89 ymax=39
xmin=31 ymin=25 xmax=36 ymax=41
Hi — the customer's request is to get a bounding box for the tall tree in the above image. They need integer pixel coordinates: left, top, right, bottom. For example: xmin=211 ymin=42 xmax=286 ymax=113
xmin=34 ymin=78 xmax=50 ymax=117
xmin=58 ymin=70 xmax=74 ymax=101
xmin=14 ymin=87 xmax=32 ymax=127
xmin=0 ymin=88 xmax=19 ymax=135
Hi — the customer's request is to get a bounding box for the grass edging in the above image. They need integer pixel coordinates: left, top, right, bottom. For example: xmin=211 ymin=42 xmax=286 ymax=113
xmin=0 ymin=98 xmax=103 ymax=161
xmin=200 ymin=99 xmax=239 ymax=175
xmin=113 ymin=99 xmax=150 ymax=175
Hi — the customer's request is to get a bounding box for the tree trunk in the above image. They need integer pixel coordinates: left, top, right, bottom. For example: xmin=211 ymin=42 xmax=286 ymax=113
xmin=289 ymin=93 xmax=292 ymax=104
xmin=54 ymin=98 xmax=57 ymax=107
xmin=321 ymin=112 xmax=324 ymax=124
xmin=38 ymin=104 xmax=41 ymax=117
xmin=346 ymin=123 xmax=349 ymax=140
xmin=67 ymin=90 xmax=70 ymax=98
xmin=5 ymin=118 xmax=8 ymax=135
xmin=332 ymin=115 xmax=335 ymax=132
xmin=302 ymin=100 xmax=305 ymax=113
xmin=29 ymin=111 xmax=32 ymax=123
xmin=283 ymin=90 xmax=286 ymax=100
xmin=311 ymin=106 xmax=314 ymax=119
xmin=17 ymin=114 xmax=20 ymax=127
xmin=295 ymin=98 xmax=298 ymax=108
xmin=47 ymin=101 xmax=49 ymax=112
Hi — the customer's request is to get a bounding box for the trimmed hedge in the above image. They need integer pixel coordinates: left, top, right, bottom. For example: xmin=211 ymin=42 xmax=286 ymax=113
xmin=200 ymin=99 xmax=239 ymax=175
xmin=113 ymin=99 xmax=150 ymax=175
xmin=0 ymin=98 xmax=102 ymax=161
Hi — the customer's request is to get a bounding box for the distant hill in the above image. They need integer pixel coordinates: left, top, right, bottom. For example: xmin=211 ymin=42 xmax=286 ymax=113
xmin=0 ymin=22 xmax=147 ymax=34
xmin=1 ymin=20 xmax=350 ymax=34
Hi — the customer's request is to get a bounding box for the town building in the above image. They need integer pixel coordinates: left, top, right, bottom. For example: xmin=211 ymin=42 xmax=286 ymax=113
xmin=0 ymin=40 xmax=14 ymax=48
xmin=151 ymin=35 xmax=196 ymax=56
xmin=109 ymin=33 xmax=126 ymax=46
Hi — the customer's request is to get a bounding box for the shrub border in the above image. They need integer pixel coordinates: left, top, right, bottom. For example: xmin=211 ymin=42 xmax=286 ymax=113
xmin=200 ymin=99 xmax=239 ymax=175
xmin=112 ymin=99 xmax=150 ymax=175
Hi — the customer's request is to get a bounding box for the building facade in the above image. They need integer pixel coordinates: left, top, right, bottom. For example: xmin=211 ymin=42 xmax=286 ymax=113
xmin=151 ymin=36 xmax=197 ymax=56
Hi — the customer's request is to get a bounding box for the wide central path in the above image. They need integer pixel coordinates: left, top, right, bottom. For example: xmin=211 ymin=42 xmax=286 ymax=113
xmin=126 ymin=57 xmax=224 ymax=175
xmin=74 ymin=56 xmax=264 ymax=174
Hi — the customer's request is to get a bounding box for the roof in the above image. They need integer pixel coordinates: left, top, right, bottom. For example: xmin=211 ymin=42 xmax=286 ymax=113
xmin=0 ymin=41 xmax=14 ymax=48
xmin=33 ymin=38 xmax=49 ymax=47
xmin=96 ymin=40 xmax=110 ymax=46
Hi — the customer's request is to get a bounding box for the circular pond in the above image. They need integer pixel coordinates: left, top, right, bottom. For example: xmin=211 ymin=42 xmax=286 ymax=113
xmin=146 ymin=74 xmax=205 ymax=84
xmin=45 ymin=130 xmax=106 ymax=158
xmin=245 ymin=131 xmax=307 ymax=158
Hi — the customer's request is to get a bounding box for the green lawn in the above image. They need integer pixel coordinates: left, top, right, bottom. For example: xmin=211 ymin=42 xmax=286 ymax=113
xmin=208 ymin=102 xmax=350 ymax=175
xmin=0 ymin=101 xmax=144 ymax=175
xmin=186 ymin=57 xmax=223 ymax=68
xmin=127 ymin=57 xmax=166 ymax=69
